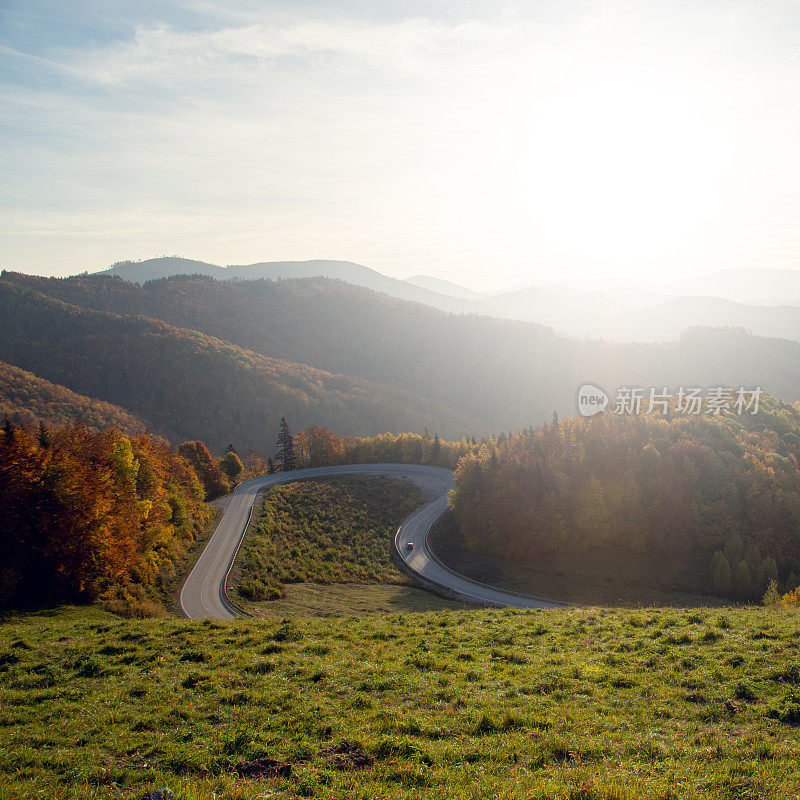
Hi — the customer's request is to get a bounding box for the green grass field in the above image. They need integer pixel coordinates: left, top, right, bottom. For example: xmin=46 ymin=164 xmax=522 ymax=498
xmin=231 ymin=477 xmax=427 ymax=610
xmin=3 ymin=604 xmax=800 ymax=799
xmin=256 ymin=581 xmax=469 ymax=617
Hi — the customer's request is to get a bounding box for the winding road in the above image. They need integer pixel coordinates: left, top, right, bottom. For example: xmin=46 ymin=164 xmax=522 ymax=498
xmin=179 ymin=463 xmax=564 ymax=619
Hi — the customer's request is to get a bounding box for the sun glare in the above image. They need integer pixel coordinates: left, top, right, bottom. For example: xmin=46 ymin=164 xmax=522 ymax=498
xmin=469 ymin=67 xmax=734 ymax=273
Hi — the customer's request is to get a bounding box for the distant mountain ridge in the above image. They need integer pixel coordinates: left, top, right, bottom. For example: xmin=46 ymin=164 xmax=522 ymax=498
xmin=91 ymin=257 xmax=800 ymax=344
xmin=100 ymin=257 xmax=475 ymax=314
xmin=0 ymin=274 xmax=484 ymax=451
xmin=665 ymin=267 xmax=800 ymax=306
xmin=403 ymin=274 xmax=485 ymax=300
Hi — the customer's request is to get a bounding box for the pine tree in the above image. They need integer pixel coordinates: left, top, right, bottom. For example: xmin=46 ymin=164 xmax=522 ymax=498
xmin=277 ymin=417 xmax=295 ymax=472
xmin=734 ymin=559 xmax=752 ymax=599
xmin=267 ymin=457 xmax=275 ymax=474
xmin=432 ymin=433 xmax=441 ymax=465
xmin=38 ymin=421 xmax=51 ymax=449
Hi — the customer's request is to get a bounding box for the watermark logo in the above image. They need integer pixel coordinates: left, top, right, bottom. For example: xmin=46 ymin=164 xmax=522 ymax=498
xmin=577 ymin=384 xmax=609 ymax=417
xmin=576 ymin=385 xmax=763 ymax=417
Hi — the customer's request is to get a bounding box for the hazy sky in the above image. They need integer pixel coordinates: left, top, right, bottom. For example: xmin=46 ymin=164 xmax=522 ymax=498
xmin=2 ymin=0 xmax=800 ymax=289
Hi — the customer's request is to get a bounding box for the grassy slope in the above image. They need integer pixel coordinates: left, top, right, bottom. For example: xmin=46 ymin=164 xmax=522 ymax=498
xmin=3 ymin=605 xmax=800 ymax=798
xmin=232 ymin=477 xmax=425 ymax=607
xmin=260 ymin=582 xmax=468 ymax=617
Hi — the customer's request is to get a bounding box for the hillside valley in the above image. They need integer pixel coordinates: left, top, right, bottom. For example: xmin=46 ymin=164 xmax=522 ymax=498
xmin=3 ymin=271 xmax=800 ymax=451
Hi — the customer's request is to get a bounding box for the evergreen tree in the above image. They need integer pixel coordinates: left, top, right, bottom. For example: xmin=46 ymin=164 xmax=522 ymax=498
xmin=734 ymin=559 xmax=752 ymax=598
xmin=38 ymin=421 xmax=51 ymax=449
xmin=432 ymin=433 xmax=441 ymax=465
xmin=267 ymin=457 xmax=275 ymax=474
xmin=277 ymin=417 xmax=295 ymax=471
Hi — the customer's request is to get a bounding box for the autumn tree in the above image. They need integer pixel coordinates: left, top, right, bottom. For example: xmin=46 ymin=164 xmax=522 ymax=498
xmin=178 ymin=440 xmax=229 ymax=499
xmin=219 ymin=450 xmax=243 ymax=483
xmin=0 ymin=423 xmax=207 ymax=612
xmin=450 ymin=395 xmax=800 ymax=601
xmin=294 ymin=425 xmax=346 ymax=468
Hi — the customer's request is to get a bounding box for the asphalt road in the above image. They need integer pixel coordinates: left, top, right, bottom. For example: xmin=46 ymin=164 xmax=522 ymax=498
xmin=179 ymin=463 xmax=563 ymax=620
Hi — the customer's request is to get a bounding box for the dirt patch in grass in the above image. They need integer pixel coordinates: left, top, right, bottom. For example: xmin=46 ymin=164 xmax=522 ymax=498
xmin=321 ymin=740 xmax=375 ymax=770
xmin=234 ymin=757 xmax=292 ymax=779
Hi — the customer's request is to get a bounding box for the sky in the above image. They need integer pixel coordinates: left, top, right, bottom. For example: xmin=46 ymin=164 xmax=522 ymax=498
xmin=2 ymin=0 xmax=800 ymax=290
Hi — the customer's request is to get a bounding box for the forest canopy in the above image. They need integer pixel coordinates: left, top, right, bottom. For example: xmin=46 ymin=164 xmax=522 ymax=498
xmin=450 ymin=397 xmax=800 ymax=601
xmin=0 ymin=422 xmax=209 ymax=614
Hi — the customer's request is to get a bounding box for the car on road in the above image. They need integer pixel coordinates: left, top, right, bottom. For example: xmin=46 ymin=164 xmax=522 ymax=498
xmin=406 ymin=542 xmax=414 ymax=551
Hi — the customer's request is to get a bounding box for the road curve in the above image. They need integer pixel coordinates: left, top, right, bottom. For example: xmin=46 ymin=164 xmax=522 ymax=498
xmin=180 ymin=463 xmax=564 ymax=620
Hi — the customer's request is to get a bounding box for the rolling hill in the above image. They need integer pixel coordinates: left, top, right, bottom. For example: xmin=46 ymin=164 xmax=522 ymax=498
xmin=5 ymin=271 xmax=800 ymax=442
xmin=100 ymin=257 xmax=473 ymax=314
xmin=0 ymin=277 xmax=484 ymax=451
xmin=0 ymin=359 xmax=152 ymax=435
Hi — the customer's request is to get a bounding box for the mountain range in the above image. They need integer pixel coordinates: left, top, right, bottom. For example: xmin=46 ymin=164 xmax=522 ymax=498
xmin=3 ymin=267 xmax=800 ymax=456
xmin=93 ymin=257 xmax=800 ymax=343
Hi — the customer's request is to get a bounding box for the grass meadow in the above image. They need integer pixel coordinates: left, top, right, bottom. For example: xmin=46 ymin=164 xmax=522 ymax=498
xmin=2 ymin=604 xmax=800 ymax=799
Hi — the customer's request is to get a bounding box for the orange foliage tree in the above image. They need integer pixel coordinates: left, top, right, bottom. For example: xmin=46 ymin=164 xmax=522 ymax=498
xmin=0 ymin=421 xmax=207 ymax=610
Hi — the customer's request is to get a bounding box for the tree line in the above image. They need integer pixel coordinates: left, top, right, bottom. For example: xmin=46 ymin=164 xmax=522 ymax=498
xmin=272 ymin=418 xmax=480 ymax=472
xmin=449 ymin=396 xmax=800 ymax=601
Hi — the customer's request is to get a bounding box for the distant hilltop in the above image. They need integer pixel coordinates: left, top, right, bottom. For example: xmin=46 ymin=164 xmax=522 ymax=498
xmin=89 ymin=257 xmax=800 ymax=345
xmin=97 ymin=257 xmax=474 ymax=314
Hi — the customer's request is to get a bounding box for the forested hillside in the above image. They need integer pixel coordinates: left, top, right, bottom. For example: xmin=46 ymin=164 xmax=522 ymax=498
xmin=0 ymin=359 xmax=151 ymax=435
xmin=0 ymin=422 xmax=209 ymax=613
xmin=0 ymin=279 xmax=482 ymax=451
xmin=6 ymin=271 xmax=800 ymax=433
xmin=450 ymin=396 xmax=800 ymax=601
